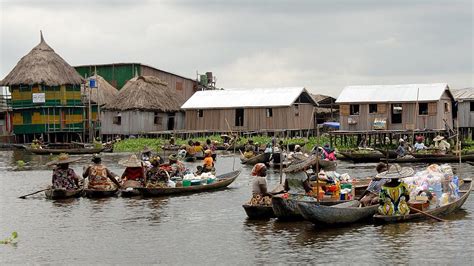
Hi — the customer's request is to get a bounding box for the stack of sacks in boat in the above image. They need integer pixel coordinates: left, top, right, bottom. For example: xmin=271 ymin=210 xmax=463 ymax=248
xmin=403 ymin=164 xmax=460 ymax=208
xmin=182 ymin=172 xmax=216 ymax=186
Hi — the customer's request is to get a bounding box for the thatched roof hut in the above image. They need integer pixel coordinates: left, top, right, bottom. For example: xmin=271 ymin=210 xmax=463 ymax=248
xmin=0 ymin=32 xmax=84 ymax=86
xmin=82 ymin=75 xmax=119 ymax=106
xmin=103 ymin=76 xmax=185 ymax=112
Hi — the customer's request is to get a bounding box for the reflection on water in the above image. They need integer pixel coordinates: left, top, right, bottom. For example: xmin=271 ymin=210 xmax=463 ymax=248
xmin=0 ymin=150 xmax=473 ymax=264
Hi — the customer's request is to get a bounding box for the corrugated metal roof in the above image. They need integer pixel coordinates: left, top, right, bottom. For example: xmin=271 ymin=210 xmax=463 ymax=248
xmin=452 ymin=88 xmax=474 ymax=101
xmin=181 ymin=87 xmax=313 ymax=109
xmin=336 ymin=83 xmax=450 ymax=103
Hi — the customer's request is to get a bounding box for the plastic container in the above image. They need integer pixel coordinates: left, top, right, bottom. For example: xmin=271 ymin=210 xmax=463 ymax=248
xmin=207 ymin=178 xmax=214 ymax=184
xmin=341 ymin=183 xmax=352 ymax=190
xmin=182 ymin=180 xmax=191 ymax=187
xmin=191 ymin=180 xmax=201 ymax=186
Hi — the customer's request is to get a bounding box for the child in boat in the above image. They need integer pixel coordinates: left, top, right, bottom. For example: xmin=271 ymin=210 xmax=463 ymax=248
xmin=47 ymin=153 xmax=81 ymax=190
xmin=248 ymin=163 xmax=272 ymax=206
xmin=377 ymin=164 xmax=413 ymax=216
xmin=83 ymin=154 xmax=121 ymax=190
xmin=360 ymin=163 xmax=388 ymax=207
xmin=119 ymin=154 xmax=145 ymax=188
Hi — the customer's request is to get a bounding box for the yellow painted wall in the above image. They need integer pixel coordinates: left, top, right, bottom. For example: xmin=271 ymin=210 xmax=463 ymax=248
xmin=13 ymin=113 xmax=23 ymax=125
xmin=65 ymin=114 xmax=83 ymax=124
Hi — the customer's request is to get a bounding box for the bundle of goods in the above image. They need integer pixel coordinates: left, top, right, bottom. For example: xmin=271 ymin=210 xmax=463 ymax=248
xmin=403 ymin=164 xmax=460 ymax=209
xmin=307 ymin=170 xmax=354 ymax=201
xmin=182 ymin=172 xmax=217 ymax=186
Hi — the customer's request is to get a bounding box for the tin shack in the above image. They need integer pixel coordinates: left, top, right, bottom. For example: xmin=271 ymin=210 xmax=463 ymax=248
xmin=453 ymin=87 xmax=474 ymax=139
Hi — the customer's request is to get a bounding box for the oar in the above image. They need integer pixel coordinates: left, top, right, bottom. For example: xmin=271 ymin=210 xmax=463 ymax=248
xmin=19 ymin=188 xmax=49 ymax=199
xmin=408 ymin=206 xmax=447 ymax=222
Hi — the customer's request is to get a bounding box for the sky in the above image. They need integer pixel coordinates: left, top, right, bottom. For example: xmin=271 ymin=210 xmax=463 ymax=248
xmin=0 ymin=0 xmax=472 ymax=97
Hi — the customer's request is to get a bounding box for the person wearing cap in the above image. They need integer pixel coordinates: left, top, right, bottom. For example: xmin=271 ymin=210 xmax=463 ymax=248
xmin=83 ymin=154 xmax=121 ymax=189
xmin=47 ymin=153 xmax=81 ymax=190
xmin=119 ymin=154 xmax=145 ymax=187
xmin=377 ymin=164 xmax=413 ymax=216
xmin=168 ymin=154 xmax=186 ymax=178
xmin=414 ymin=135 xmax=427 ymax=151
xmin=248 ymin=163 xmax=272 ymax=206
xmin=243 ymin=139 xmax=256 ymax=159
xmin=433 ymin=135 xmax=450 ymax=154
xmin=395 ymin=138 xmax=408 ymax=158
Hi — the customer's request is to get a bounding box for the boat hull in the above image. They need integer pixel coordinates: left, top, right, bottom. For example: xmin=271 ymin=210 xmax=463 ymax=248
xmin=83 ymin=188 xmax=118 ymax=198
xmin=45 ymin=188 xmax=82 ymax=200
xmin=297 ymin=200 xmax=378 ymax=225
xmin=27 ymin=147 xmax=103 ymax=155
xmin=242 ymin=204 xmax=275 ymax=219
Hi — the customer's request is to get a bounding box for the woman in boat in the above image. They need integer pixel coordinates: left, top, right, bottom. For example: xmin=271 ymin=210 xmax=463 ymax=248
xmin=141 ymin=146 xmax=153 ymax=162
xmin=414 ymin=136 xmax=427 ymax=151
xmin=119 ymin=154 xmax=145 ymax=187
xmin=83 ymin=154 xmax=121 ymax=190
xmin=377 ymin=164 xmax=414 ymax=216
xmin=248 ymin=163 xmax=272 ymax=206
xmin=395 ymin=138 xmax=408 ymax=158
xmin=145 ymin=156 xmax=169 ymax=188
xmin=185 ymin=140 xmax=196 ymax=157
xmin=194 ymin=141 xmax=204 ymax=157
xmin=360 ymin=163 xmax=388 ymax=206
xmin=321 ymin=143 xmax=336 ymax=161
xmin=243 ymin=139 xmax=256 ymax=159
xmin=433 ymin=135 xmax=451 ymax=154
xmin=204 ymin=139 xmax=217 ymax=161
xmin=47 ymin=153 xmax=81 ymax=190
xmin=168 ymin=154 xmax=186 ymax=178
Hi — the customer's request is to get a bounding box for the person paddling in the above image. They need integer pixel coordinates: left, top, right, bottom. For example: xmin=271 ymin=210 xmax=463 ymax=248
xmin=83 ymin=154 xmax=121 ymax=189
xmin=46 ymin=153 xmax=81 ymax=190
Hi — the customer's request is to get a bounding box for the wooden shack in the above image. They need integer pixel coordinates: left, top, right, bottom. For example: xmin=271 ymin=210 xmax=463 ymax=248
xmin=0 ymin=32 xmax=85 ymax=143
xmin=101 ymin=76 xmax=185 ymax=137
xmin=336 ymin=83 xmax=454 ymax=131
xmin=181 ymin=87 xmax=318 ymax=132
xmin=310 ymin=94 xmax=338 ymax=123
xmin=453 ymin=87 xmax=474 ymax=139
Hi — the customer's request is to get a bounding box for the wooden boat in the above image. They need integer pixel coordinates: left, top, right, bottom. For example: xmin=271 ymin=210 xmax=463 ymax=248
xmin=317 ymin=158 xmax=337 ymax=171
xmin=339 ymin=150 xmax=384 ymax=163
xmin=45 ymin=188 xmax=83 ymax=200
xmin=375 ymin=149 xmax=398 ymax=158
xmin=271 ymin=195 xmax=350 ymax=220
xmin=162 ymin=144 xmax=180 ymax=151
xmin=467 ymin=161 xmax=474 ymax=166
xmin=120 ymin=187 xmax=141 ymax=197
xmin=83 ymin=188 xmax=119 ymax=198
xmin=382 ymin=154 xmax=474 ymax=163
xmin=26 ymin=147 xmax=104 ymax=155
xmin=297 ymin=200 xmax=378 ymax=225
xmin=138 ymin=170 xmax=241 ymax=197
xmin=242 ymin=204 xmax=275 ymax=219
xmin=240 ymin=153 xmax=267 ymax=165
xmin=373 ymin=179 xmax=472 ymax=223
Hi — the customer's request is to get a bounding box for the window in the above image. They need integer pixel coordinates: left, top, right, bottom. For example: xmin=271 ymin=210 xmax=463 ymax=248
xmin=419 ymin=103 xmax=428 ymax=115
xmin=350 ymin=104 xmax=360 ymax=115
xmin=235 ymin=108 xmax=244 ymax=126
xmin=113 ymin=113 xmax=121 ymax=125
xmin=197 ymin=109 xmax=203 ymax=118
xmin=154 ymin=112 xmax=162 ymax=125
xmin=369 ymin=104 xmax=377 ymax=114
xmin=444 ymin=102 xmax=450 ymax=113
xmin=294 ymin=104 xmax=299 ymax=116
xmin=470 ymin=102 xmax=474 ymax=112
xmin=266 ymin=108 xmax=273 ymax=118
xmin=391 ymin=104 xmax=402 ymax=124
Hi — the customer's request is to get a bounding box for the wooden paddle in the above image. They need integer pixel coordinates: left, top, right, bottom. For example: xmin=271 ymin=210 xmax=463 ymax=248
xmin=408 ymin=206 xmax=447 ymax=222
xmin=19 ymin=188 xmax=49 ymax=199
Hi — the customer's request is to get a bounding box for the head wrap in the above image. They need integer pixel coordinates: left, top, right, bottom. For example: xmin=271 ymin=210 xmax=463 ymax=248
xmin=251 ymin=163 xmax=267 ymax=176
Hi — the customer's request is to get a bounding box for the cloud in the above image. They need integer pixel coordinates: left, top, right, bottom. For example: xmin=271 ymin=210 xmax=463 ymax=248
xmin=1 ymin=0 xmax=472 ymax=96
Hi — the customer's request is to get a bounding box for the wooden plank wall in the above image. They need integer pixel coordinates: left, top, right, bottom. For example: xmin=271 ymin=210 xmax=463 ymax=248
xmin=141 ymin=66 xmax=196 ymax=101
xmin=458 ymin=101 xmax=474 ymax=127
xmin=184 ymin=104 xmax=315 ymax=131
xmin=101 ymin=111 xmax=184 ymax=135
xmin=339 ymin=100 xmax=451 ymax=131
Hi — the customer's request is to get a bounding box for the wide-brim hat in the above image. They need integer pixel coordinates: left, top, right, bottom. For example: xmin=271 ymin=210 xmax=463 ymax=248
xmin=46 ymin=153 xmax=80 ymax=166
xmin=119 ymin=154 xmax=142 ymax=167
xmin=433 ymin=135 xmax=444 ymax=142
xmin=375 ymin=164 xmax=415 ymax=179
xmin=141 ymin=146 xmax=152 ymax=153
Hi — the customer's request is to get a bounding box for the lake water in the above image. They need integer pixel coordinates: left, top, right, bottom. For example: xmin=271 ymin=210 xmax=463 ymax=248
xmin=1 ymin=150 xmax=473 ymax=264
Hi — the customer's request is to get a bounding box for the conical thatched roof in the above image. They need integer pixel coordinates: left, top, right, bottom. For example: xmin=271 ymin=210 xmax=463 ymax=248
xmin=103 ymin=76 xmax=185 ymax=112
xmin=0 ymin=32 xmax=84 ymax=86
xmin=82 ymin=75 xmax=119 ymax=106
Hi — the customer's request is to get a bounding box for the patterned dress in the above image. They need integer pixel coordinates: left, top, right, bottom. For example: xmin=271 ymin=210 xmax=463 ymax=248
xmin=145 ymin=167 xmax=168 ymax=188
xmin=52 ymin=168 xmax=79 ymax=190
xmin=84 ymin=164 xmax=116 ymax=190
xmin=378 ymin=182 xmax=410 ymax=215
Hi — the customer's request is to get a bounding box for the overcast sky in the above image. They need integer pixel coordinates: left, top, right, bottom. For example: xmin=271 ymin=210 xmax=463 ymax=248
xmin=1 ymin=0 xmax=472 ymax=96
